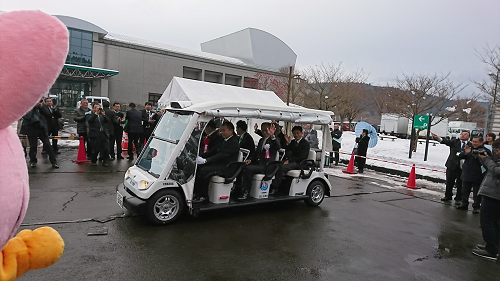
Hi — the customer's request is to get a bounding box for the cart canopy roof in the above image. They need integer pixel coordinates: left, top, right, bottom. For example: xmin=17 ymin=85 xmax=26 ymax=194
xmin=158 ymin=77 xmax=333 ymax=125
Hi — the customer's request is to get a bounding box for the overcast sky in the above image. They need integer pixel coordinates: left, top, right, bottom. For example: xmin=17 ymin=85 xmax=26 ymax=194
xmin=3 ymin=0 xmax=499 ymax=97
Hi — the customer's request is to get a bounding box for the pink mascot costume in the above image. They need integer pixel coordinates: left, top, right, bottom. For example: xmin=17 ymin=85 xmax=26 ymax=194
xmin=0 ymin=10 xmax=69 ymax=280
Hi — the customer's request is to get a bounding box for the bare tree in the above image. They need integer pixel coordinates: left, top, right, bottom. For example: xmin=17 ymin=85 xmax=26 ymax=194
xmin=474 ymin=44 xmax=500 ymax=104
xmin=388 ymin=72 xmax=466 ymax=151
xmin=448 ymin=95 xmax=487 ymax=127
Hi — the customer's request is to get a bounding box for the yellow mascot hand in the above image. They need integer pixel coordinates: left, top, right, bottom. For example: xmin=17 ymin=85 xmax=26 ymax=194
xmin=0 ymin=227 xmax=64 ymax=281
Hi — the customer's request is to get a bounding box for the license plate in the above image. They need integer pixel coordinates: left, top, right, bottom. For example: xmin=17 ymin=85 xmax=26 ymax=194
xmin=126 ymin=176 xmax=137 ymax=187
xmin=116 ymin=191 xmax=124 ymax=208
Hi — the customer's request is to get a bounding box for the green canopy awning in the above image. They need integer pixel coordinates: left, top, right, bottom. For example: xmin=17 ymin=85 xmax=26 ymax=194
xmin=60 ymin=64 xmax=119 ymax=79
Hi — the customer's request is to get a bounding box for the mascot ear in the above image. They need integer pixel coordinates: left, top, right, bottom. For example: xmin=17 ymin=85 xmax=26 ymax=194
xmin=0 ymin=10 xmax=69 ymax=129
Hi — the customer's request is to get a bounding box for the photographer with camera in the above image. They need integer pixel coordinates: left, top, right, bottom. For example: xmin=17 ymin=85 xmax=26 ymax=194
xmin=456 ymin=136 xmax=488 ymax=213
xmin=86 ymin=102 xmax=110 ymax=166
xmin=471 ymin=139 xmax=500 ymax=261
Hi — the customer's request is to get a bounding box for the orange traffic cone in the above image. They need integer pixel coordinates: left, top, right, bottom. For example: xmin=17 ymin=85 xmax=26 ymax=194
xmin=122 ymin=133 xmax=129 ymax=152
xmin=406 ymin=164 xmax=419 ymax=189
xmin=342 ymin=153 xmax=357 ymax=174
xmin=74 ymin=136 xmax=90 ymax=163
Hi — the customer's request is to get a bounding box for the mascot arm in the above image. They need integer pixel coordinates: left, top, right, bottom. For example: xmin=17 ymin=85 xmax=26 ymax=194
xmin=0 ymin=227 xmax=64 ymax=281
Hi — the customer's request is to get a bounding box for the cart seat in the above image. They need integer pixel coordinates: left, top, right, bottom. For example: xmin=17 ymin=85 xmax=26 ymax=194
xmin=286 ymin=150 xmax=316 ymax=179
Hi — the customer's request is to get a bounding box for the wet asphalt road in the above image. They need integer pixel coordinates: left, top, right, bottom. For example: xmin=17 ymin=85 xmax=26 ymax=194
xmin=18 ymin=148 xmax=499 ymax=281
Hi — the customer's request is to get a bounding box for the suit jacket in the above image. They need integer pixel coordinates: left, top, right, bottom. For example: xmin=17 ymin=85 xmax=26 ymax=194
xmin=40 ymin=105 xmax=62 ymax=132
xmin=125 ymin=109 xmax=144 ymax=133
xmin=114 ymin=111 xmax=124 ymax=134
xmin=86 ymin=112 xmax=109 ymax=138
xmin=285 ymin=138 xmax=311 ymax=164
xmin=356 ymin=135 xmax=370 ymax=156
xmin=141 ymin=109 xmax=160 ymax=131
xmin=103 ymin=108 xmax=117 ymax=136
xmin=21 ymin=106 xmax=48 ymax=136
xmin=441 ymin=138 xmax=465 ymax=170
xmin=73 ymin=107 xmax=90 ymax=135
xmin=200 ymin=131 xmax=223 ymax=155
xmin=213 ymin=117 xmax=229 ymax=129
xmin=459 ymin=143 xmax=485 ymax=183
xmin=331 ymin=129 xmax=342 ymax=149
xmin=255 ymin=124 xmax=287 ymax=147
xmin=203 ymin=134 xmax=240 ymax=166
xmin=253 ymin=136 xmax=281 ymax=165
xmin=238 ymin=132 xmax=256 ymax=161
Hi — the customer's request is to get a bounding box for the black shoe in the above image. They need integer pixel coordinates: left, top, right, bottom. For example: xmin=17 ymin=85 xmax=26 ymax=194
xmin=128 ymin=156 xmax=134 ymax=160
xmin=52 ymin=164 xmax=59 ymax=169
xmin=192 ymin=196 xmax=207 ymax=203
xmin=472 ymin=248 xmax=498 ymax=261
xmin=30 ymin=162 xmax=36 ymax=168
xmin=473 ymin=208 xmax=480 ymax=214
xmin=475 ymin=244 xmax=486 ymax=250
xmin=54 ymin=151 xmax=61 ymax=154
xmin=441 ymin=197 xmax=452 ymax=202
xmin=237 ymin=191 xmax=249 ymax=200
xmin=102 ymin=162 xmax=109 ymax=167
xmin=91 ymin=162 xmax=98 ymax=166
xmin=454 ymin=197 xmax=462 ymax=201
xmin=456 ymin=204 xmax=468 ymax=210
xmin=41 ymin=151 xmax=47 ymax=155
xmin=269 ymin=189 xmax=276 ymax=196
xmin=86 ymin=156 xmax=91 ymax=160
xmin=117 ymin=156 xmax=124 ymax=160
xmin=109 ymin=157 xmax=115 ymax=160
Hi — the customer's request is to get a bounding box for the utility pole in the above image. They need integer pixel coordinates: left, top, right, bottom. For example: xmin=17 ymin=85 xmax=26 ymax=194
xmin=286 ymin=65 xmax=293 ymax=106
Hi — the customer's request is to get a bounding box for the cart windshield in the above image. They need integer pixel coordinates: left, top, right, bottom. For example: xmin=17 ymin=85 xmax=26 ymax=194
xmin=137 ymin=110 xmax=193 ymax=178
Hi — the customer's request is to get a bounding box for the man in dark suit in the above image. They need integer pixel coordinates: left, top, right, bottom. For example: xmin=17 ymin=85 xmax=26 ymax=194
xmin=193 ymin=122 xmax=240 ymax=202
xmin=200 ymin=120 xmax=223 ymax=155
xmin=40 ymin=97 xmax=62 ymax=154
xmin=432 ymin=131 xmax=470 ymax=202
xmin=236 ymin=120 xmax=255 ymax=160
xmin=214 ymin=116 xmax=229 ymax=129
xmin=331 ymin=124 xmax=342 ymax=165
xmin=102 ymin=101 xmax=117 ymax=160
xmin=254 ymin=120 xmax=287 ymax=148
xmin=110 ymin=102 xmax=125 ymax=159
xmin=239 ymin=122 xmax=281 ymax=200
xmin=86 ymin=102 xmax=110 ymax=166
xmin=355 ymin=129 xmax=370 ymax=173
xmin=74 ymin=99 xmax=91 ymax=159
xmin=140 ymin=102 xmax=160 ymax=147
xmin=125 ymin=102 xmax=144 ymax=160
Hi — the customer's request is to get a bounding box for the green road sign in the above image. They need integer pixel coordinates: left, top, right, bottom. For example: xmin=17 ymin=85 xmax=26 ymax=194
xmin=413 ymin=115 xmax=429 ymax=129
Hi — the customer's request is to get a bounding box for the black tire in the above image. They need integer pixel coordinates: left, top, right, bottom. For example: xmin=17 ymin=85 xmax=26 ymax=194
xmin=146 ymin=189 xmax=185 ymax=225
xmin=304 ymin=180 xmax=325 ymax=206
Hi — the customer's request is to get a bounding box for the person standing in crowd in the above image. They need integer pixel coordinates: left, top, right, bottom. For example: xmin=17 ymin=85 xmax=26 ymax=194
xmin=86 ymin=102 xmax=110 ymax=166
xmin=355 ymin=129 xmax=370 ymax=173
xmin=140 ymin=102 xmax=160 ymax=147
xmin=239 ymin=123 xmax=281 ymax=200
xmin=457 ymin=136 xmax=487 ymax=213
xmin=432 ymin=131 xmax=470 ymax=202
xmin=40 ymin=97 xmax=62 ymax=154
xmin=200 ymin=120 xmax=223 ymax=155
xmin=102 ymin=101 xmax=117 ymax=160
xmin=214 ymin=116 xmax=229 ymax=129
xmin=74 ymin=99 xmax=91 ymax=159
xmin=473 ymin=139 xmax=500 ymax=261
xmin=193 ymin=122 xmax=240 ymax=202
xmin=125 ymin=102 xmax=144 ymax=160
xmin=236 ymin=120 xmax=255 ymax=161
xmin=483 ymin=132 xmax=495 ymax=152
xmin=21 ymin=100 xmax=59 ymax=168
xmin=111 ymin=102 xmax=125 ymax=160
xmin=331 ymin=124 xmax=342 ymax=165
xmin=304 ymin=123 xmax=319 ymax=149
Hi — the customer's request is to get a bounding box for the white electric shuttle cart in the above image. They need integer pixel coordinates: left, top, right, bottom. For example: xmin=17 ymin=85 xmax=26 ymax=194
xmin=116 ymin=77 xmax=334 ymax=225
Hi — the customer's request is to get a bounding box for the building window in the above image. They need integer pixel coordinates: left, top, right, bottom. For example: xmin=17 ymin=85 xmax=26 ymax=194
xmin=66 ymin=28 xmax=93 ymax=67
xmin=148 ymin=93 xmax=162 ymax=106
xmin=225 ymin=74 xmax=242 ymax=87
xmin=204 ymin=70 xmax=223 ymax=84
xmin=183 ymin=67 xmax=202 ymax=80
xmin=244 ymin=77 xmax=259 ymax=89
xmin=49 ymin=80 xmax=92 ymax=108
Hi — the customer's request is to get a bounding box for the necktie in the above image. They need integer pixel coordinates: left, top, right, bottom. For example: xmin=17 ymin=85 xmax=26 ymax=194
xmin=461 ymin=142 xmax=466 ymax=151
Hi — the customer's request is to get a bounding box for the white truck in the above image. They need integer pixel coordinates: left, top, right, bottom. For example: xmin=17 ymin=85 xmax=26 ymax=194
xmin=380 ymin=114 xmax=409 ymax=138
xmin=418 ymin=118 xmax=448 ymax=139
xmin=447 ymin=121 xmax=477 ymax=139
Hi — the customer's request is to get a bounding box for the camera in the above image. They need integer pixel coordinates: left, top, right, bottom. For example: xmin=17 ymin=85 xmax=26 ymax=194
xmin=472 ymin=148 xmax=488 ymax=155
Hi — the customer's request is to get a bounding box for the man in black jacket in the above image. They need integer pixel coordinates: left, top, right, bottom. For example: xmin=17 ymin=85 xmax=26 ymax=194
xmin=193 ymin=122 xmax=240 ymax=202
xmin=140 ymin=102 xmax=160 ymax=147
xmin=125 ymin=102 xmax=144 ymax=160
xmin=74 ymin=99 xmax=91 ymax=159
xmin=432 ymin=131 xmax=470 ymax=202
xmin=457 ymin=136 xmax=487 ymax=213
xmin=111 ymin=102 xmax=125 ymax=159
xmin=236 ymin=120 xmax=255 ymax=160
xmin=86 ymin=102 xmax=110 ymax=166
xmin=102 ymin=101 xmax=117 ymax=160
xmin=239 ymin=122 xmax=281 ymax=200
xmin=331 ymin=124 xmax=342 ymax=165
xmin=200 ymin=120 xmax=223 ymax=155
xmin=254 ymin=120 xmax=287 ymax=148
xmin=21 ymin=100 xmax=59 ymax=168
xmin=40 ymin=97 xmax=62 ymax=154
xmin=355 ymin=129 xmax=370 ymax=173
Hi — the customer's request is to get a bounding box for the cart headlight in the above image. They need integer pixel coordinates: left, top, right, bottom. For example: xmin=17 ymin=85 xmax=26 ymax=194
xmin=139 ymin=180 xmax=150 ymax=190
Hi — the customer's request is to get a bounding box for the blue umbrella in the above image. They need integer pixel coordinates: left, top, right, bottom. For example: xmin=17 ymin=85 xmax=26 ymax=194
xmin=355 ymin=122 xmax=378 ymax=148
